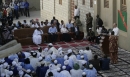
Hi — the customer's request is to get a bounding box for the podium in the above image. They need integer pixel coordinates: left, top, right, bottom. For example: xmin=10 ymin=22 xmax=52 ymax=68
xmin=99 ymin=34 xmax=110 ymax=56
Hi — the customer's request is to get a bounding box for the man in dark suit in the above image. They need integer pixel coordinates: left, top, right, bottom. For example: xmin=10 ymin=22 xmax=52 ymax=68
xmin=71 ymin=23 xmax=80 ymax=40
xmin=51 ymin=16 xmax=60 ymax=32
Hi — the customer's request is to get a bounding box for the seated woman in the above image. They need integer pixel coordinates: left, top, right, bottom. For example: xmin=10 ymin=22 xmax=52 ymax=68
xmin=32 ymin=27 xmax=43 ymax=45
xmin=60 ymin=25 xmax=71 ymax=42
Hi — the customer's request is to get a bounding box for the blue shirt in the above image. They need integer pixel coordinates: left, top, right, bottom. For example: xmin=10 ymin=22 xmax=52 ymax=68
xmin=66 ymin=23 xmax=73 ymax=29
xmin=48 ymin=26 xmax=58 ymax=33
xmin=24 ymin=2 xmax=29 ymax=9
xmin=14 ymin=4 xmax=19 ymax=10
xmin=83 ymin=68 xmax=97 ymax=77
xmin=20 ymin=2 xmax=25 ymax=8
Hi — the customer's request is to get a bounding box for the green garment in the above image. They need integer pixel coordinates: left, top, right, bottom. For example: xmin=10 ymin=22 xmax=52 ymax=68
xmin=87 ymin=31 xmax=95 ymax=37
xmin=75 ymin=18 xmax=82 ymax=26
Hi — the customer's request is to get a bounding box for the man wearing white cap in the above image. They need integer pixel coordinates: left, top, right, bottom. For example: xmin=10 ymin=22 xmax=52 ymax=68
xmin=77 ymin=57 xmax=87 ymax=69
xmin=84 ymin=47 xmax=93 ymax=61
xmin=64 ymin=60 xmax=72 ymax=72
xmin=48 ymin=43 xmax=58 ymax=55
xmin=54 ymin=67 xmax=66 ymax=77
xmin=64 ymin=55 xmax=74 ymax=69
xmin=61 ymin=66 xmax=71 ymax=77
xmin=29 ymin=52 xmax=39 ymax=71
xmin=83 ymin=64 xmax=97 ymax=77
xmin=87 ymin=28 xmax=95 ymax=42
xmin=9 ymin=61 xmax=18 ymax=76
xmin=45 ymin=64 xmax=57 ymax=77
xmin=82 ymin=72 xmax=86 ymax=77
xmin=67 ymin=49 xmax=77 ymax=64
xmin=32 ymin=27 xmax=43 ymax=45
xmin=42 ymin=48 xmax=48 ymax=56
xmin=36 ymin=47 xmax=43 ymax=58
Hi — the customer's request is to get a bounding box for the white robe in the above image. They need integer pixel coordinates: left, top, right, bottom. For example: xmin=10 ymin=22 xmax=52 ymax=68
xmin=96 ymin=27 xmax=102 ymax=35
xmin=74 ymin=8 xmax=80 ymax=16
xmin=48 ymin=47 xmax=58 ymax=55
xmin=112 ymin=27 xmax=119 ymax=36
xmin=69 ymin=55 xmax=77 ymax=64
xmin=70 ymin=69 xmax=83 ymax=77
xmin=60 ymin=28 xmax=69 ymax=33
xmin=54 ymin=72 xmax=66 ymax=77
xmin=29 ymin=57 xmax=39 ymax=71
xmin=31 ymin=24 xmax=39 ymax=28
xmin=61 ymin=70 xmax=71 ymax=77
xmin=32 ymin=29 xmax=43 ymax=45
xmin=84 ymin=50 xmax=93 ymax=60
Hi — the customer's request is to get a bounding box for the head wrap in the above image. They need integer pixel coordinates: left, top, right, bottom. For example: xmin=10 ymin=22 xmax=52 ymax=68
xmin=64 ymin=60 xmax=69 ymax=65
xmin=68 ymin=49 xmax=72 ymax=54
xmin=82 ymin=72 xmax=86 ymax=76
xmin=73 ymin=63 xmax=80 ymax=70
xmin=62 ymin=66 xmax=66 ymax=70
xmin=48 ymin=43 xmax=53 ymax=46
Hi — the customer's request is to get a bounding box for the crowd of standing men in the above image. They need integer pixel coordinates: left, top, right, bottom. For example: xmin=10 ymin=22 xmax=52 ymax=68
xmin=0 ymin=0 xmax=30 ymax=20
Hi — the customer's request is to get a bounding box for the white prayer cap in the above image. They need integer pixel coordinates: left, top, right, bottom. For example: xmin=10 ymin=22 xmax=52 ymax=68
xmin=89 ymin=64 xmax=93 ymax=69
xmin=48 ymin=43 xmax=53 ymax=46
xmin=82 ymin=61 xmax=87 ymax=65
xmin=1 ymin=73 xmax=5 ymax=77
xmin=0 ymin=58 xmax=5 ymax=63
xmin=19 ymin=70 xmax=24 ymax=76
xmin=51 ymin=54 xmax=56 ymax=60
xmin=8 ymin=71 xmax=13 ymax=75
xmin=81 ymin=55 xmax=84 ymax=59
xmin=31 ymin=51 xmax=34 ymax=53
xmin=62 ymin=66 xmax=66 ymax=70
xmin=82 ymin=72 xmax=86 ymax=76
xmin=59 ymin=51 xmax=64 ymax=56
xmin=64 ymin=55 xmax=68 ymax=60
xmin=68 ymin=49 xmax=72 ymax=54
xmin=38 ymin=57 xmax=43 ymax=61
xmin=3 ymin=62 xmax=8 ymax=68
xmin=89 ymin=28 xmax=92 ymax=29
xmin=33 ymin=52 xmax=37 ymax=55
xmin=64 ymin=60 xmax=69 ymax=65
xmin=17 ymin=66 xmax=22 ymax=71
xmin=58 ymin=47 xmax=62 ymax=51
xmin=44 ymin=48 xmax=48 ymax=51
xmin=14 ymin=58 xmax=18 ymax=63
xmin=12 ymin=61 xmax=17 ymax=66
xmin=26 ymin=69 xmax=31 ymax=73
xmin=38 ymin=47 xmax=41 ymax=50
xmin=54 ymin=60 xmax=58 ymax=64
xmin=79 ymin=50 xmax=84 ymax=55
xmin=57 ymin=67 xmax=61 ymax=71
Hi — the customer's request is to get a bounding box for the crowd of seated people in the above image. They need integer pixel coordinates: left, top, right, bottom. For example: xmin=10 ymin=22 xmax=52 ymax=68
xmin=0 ymin=44 xmax=110 ymax=77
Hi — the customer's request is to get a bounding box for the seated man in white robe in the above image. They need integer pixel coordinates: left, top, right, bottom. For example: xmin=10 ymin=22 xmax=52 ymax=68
xmin=84 ymin=47 xmax=93 ymax=61
xmin=32 ymin=27 xmax=43 ymax=45
xmin=48 ymin=43 xmax=58 ymax=55
xmin=61 ymin=66 xmax=71 ymax=77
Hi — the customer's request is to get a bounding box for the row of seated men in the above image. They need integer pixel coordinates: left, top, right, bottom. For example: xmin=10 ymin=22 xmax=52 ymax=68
xmin=32 ymin=22 xmax=80 ymax=44
xmin=0 ymin=43 xmax=110 ymax=77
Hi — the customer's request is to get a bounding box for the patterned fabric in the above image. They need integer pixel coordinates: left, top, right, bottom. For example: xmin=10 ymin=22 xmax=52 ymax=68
xmin=109 ymin=35 xmax=118 ymax=53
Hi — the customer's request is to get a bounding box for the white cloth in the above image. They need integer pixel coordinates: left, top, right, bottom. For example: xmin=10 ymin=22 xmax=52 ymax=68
xmin=69 ymin=55 xmax=77 ymax=63
xmin=23 ymin=52 xmax=31 ymax=58
xmin=9 ymin=2 xmax=14 ymax=9
xmin=31 ymin=24 xmax=39 ymax=28
xmin=48 ymin=47 xmax=58 ymax=55
xmin=61 ymin=70 xmax=71 ymax=77
xmin=112 ymin=27 xmax=119 ymax=36
xmin=54 ymin=72 xmax=66 ymax=77
xmin=96 ymin=27 xmax=102 ymax=35
xmin=84 ymin=50 xmax=93 ymax=60
xmin=29 ymin=57 xmax=39 ymax=71
xmin=32 ymin=29 xmax=43 ymax=45
xmin=77 ymin=60 xmax=87 ymax=69
xmin=74 ymin=8 xmax=80 ymax=16
xmin=70 ymin=69 xmax=83 ymax=77
xmin=60 ymin=28 xmax=69 ymax=33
